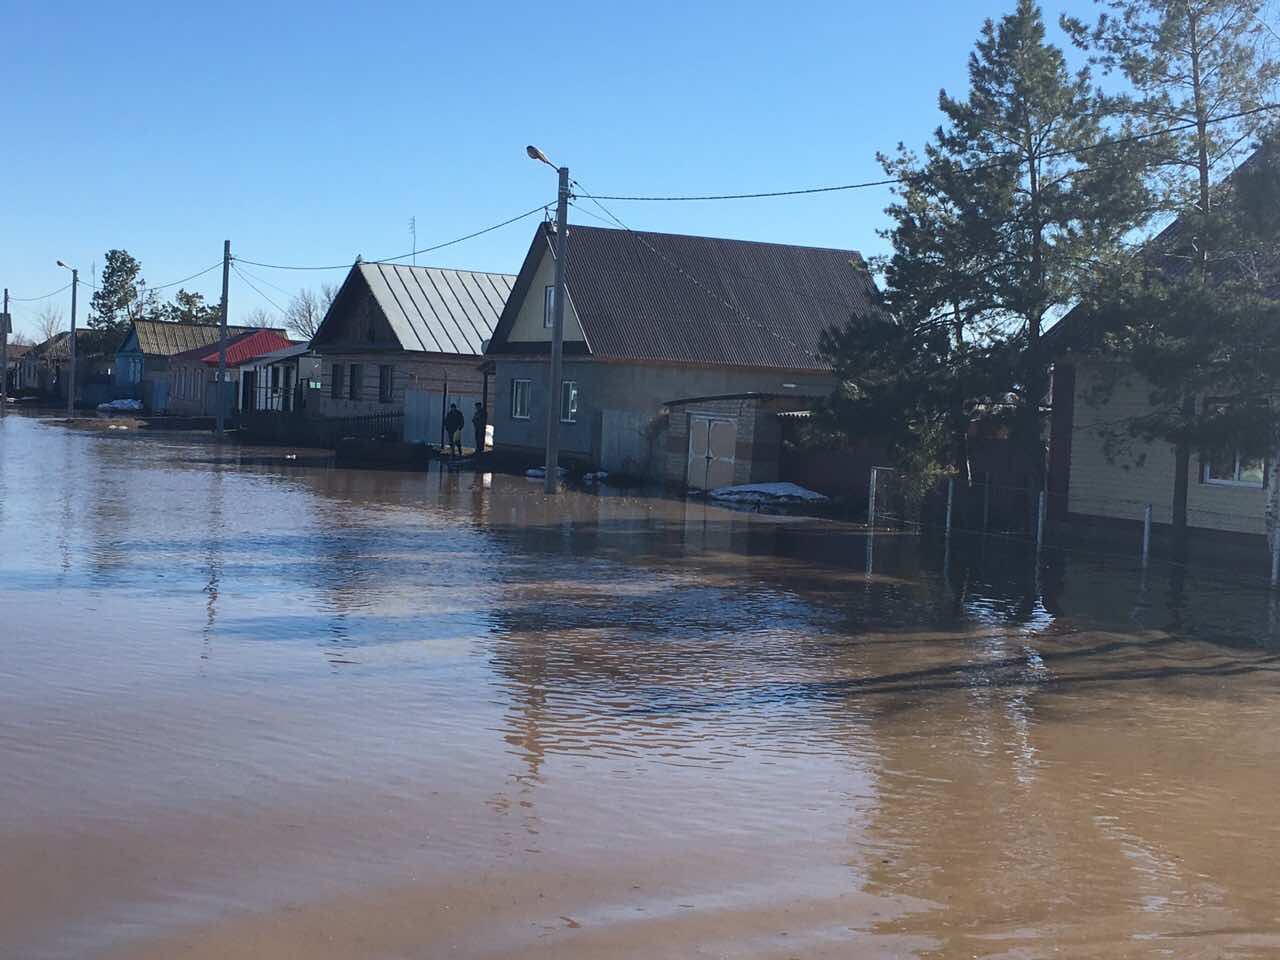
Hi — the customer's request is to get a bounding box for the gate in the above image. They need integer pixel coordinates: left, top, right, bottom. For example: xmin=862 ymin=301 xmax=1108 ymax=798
xmin=687 ymin=415 xmax=736 ymax=490
xmin=404 ymin=387 xmax=482 ymax=446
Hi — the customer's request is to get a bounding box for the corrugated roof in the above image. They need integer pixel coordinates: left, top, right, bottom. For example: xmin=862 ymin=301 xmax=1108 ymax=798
xmin=489 ymin=223 xmax=882 ymax=371
xmin=170 ymin=330 xmax=296 ymax=368
xmin=130 ymin=319 xmax=288 ymax=357
xmin=358 ymin=262 xmax=514 ymax=356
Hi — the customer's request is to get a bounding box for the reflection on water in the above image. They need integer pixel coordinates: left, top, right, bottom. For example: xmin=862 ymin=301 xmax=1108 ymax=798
xmin=2 ymin=411 xmax=1279 ymax=960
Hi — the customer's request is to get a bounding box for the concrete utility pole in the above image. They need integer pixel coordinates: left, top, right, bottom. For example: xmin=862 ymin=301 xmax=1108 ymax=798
xmin=527 ymin=145 xmax=569 ymax=494
xmin=216 ymin=240 xmax=230 ymax=439
xmin=1 ymin=287 xmax=9 ymax=406
xmin=56 ymin=261 xmax=78 ymax=416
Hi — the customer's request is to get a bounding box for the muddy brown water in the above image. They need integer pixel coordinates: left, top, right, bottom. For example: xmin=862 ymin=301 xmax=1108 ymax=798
xmin=2 ymin=411 xmax=1279 ymax=959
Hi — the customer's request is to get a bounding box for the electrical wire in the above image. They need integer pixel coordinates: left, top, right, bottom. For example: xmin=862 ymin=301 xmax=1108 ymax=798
xmin=585 ymin=104 xmax=1280 ymax=201
xmin=9 ymin=282 xmax=72 ymax=302
xmin=231 ymin=263 xmax=298 ymax=301
xmin=231 ymin=264 xmax=288 ymax=315
xmin=235 ymin=201 xmax=554 ymax=271
xmin=149 ymin=261 xmax=223 ymax=292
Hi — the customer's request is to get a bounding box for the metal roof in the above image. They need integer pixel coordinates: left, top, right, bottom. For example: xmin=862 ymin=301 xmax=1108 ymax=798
xmin=358 ymin=262 xmax=514 ymax=356
xmin=130 ymin=320 xmax=287 ymax=357
xmin=170 ymin=330 xmax=296 ymax=368
xmin=489 ymin=223 xmax=883 ymax=372
xmin=252 ymin=343 xmax=313 ymax=365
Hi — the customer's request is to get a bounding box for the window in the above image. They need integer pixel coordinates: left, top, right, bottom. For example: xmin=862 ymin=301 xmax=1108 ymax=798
xmin=511 ymin=378 xmax=531 ymax=419
xmin=1204 ymin=451 xmax=1266 ymax=487
xmin=560 ymin=379 xmax=578 ymax=423
xmin=543 ymin=285 xmax=556 ymax=329
xmin=1201 ymin=400 xmax=1267 ymax=487
xmin=378 ymin=364 xmax=394 ymax=403
xmin=330 ymin=363 xmax=344 ymax=399
xmin=348 ymin=363 xmax=363 ymax=401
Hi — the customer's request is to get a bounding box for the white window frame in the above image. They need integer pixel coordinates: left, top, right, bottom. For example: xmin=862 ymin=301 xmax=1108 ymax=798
xmin=560 ymin=379 xmax=578 ymax=424
xmin=543 ymin=285 xmax=556 ymax=329
xmin=511 ymin=378 xmax=531 ymax=420
xmin=1203 ymin=451 xmax=1266 ymax=488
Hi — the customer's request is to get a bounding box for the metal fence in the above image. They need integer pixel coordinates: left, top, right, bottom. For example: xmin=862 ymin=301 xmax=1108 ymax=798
xmin=238 ymin=410 xmax=404 ymax=448
xmin=866 ymin=466 xmax=1280 ymax=589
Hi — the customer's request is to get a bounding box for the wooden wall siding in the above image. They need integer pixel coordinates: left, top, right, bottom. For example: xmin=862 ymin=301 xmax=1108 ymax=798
xmin=1069 ymin=359 xmax=1265 ymax=536
xmin=315 ymin=284 xmax=397 ymax=349
xmin=312 ymin=354 xmax=485 ymax=418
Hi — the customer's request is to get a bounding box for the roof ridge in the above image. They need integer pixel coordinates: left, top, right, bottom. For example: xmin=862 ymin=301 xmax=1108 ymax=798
xmin=361 ymin=262 xmax=517 ymax=279
xmin=566 ymin=221 xmax=865 ymax=258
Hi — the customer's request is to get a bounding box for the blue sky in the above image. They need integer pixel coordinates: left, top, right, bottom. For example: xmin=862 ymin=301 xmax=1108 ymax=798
xmin=3 ymin=0 xmax=1103 ymax=339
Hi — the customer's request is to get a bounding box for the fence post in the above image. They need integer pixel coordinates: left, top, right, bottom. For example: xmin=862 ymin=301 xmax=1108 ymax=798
xmin=1271 ymin=531 xmax=1279 ymax=588
xmin=1142 ymin=504 xmax=1152 ymax=567
xmin=1036 ymin=490 xmax=1046 ymax=550
xmin=983 ymin=473 xmax=991 ymax=532
xmin=945 ymin=478 xmax=955 ymax=539
xmin=868 ymin=467 xmax=878 ymax=530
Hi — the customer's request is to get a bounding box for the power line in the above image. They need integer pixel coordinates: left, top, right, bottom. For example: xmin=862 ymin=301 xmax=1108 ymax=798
xmin=235 ymin=201 xmax=553 ymax=271
xmin=149 ymin=261 xmax=224 ymax=292
xmin=231 ymin=264 xmax=288 ymax=315
xmin=9 ymin=282 xmax=72 ymax=302
xmin=586 ymin=104 xmax=1280 ymax=202
xmin=231 ymin=263 xmax=297 ymax=301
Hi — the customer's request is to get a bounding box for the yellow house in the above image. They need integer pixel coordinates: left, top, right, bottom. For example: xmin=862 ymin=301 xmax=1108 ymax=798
xmin=1048 ymin=356 xmax=1267 ymax=539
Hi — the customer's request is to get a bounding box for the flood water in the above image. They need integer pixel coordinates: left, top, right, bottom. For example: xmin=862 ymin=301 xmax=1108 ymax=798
xmin=2 ymin=411 xmax=1279 ymax=959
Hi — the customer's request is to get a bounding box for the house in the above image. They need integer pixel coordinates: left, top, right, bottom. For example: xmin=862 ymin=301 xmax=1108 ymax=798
xmin=483 ymin=222 xmax=883 ymax=485
xmin=19 ymin=329 xmax=117 ymax=405
xmin=309 ymin=261 xmax=515 ymax=439
xmin=1047 ymin=147 xmax=1277 ymax=541
xmin=3 ymin=343 xmax=32 ymax=394
xmin=167 ymin=329 xmax=296 ymax=417
xmin=240 ymin=343 xmax=319 ymax=413
xmin=115 ymin=319 xmax=288 ymax=411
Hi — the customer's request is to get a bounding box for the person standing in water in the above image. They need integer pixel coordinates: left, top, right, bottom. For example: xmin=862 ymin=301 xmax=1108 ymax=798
xmin=472 ymin=401 xmax=487 ymax=454
xmin=444 ymin=403 xmax=465 ymax=458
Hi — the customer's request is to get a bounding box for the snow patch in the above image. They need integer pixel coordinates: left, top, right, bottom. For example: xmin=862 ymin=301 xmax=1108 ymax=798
xmin=525 ymin=466 xmax=568 ymax=480
xmin=97 ymin=399 xmax=143 ymax=412
xmin=708 ymin=482 xmax=828 ymax=504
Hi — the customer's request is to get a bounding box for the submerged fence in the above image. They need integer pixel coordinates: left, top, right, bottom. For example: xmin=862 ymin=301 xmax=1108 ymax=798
xmin=239 ymin=410 xmax=404 ymax=448
xmin=865 ymin=466 xmax=1280 ymax=589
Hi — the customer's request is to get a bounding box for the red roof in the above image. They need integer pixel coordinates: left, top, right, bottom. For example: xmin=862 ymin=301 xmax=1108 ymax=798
xmin=170 ymin=329 xmax=297 ymax=368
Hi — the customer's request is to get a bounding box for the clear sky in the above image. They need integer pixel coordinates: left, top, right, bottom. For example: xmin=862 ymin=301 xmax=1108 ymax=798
xmin=3 ymin=0 xmax=1105 ymax=340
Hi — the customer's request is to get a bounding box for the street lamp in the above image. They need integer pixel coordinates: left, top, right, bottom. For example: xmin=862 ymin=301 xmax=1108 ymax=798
xmin=56 ymin=260 xmax=78 ymax=417
xmin=527 ymin=144 xmax=569 ymax=494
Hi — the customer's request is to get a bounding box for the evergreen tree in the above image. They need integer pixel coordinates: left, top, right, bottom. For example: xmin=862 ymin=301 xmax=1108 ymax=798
xmin=1064 ymin=0 xmax=1280 ymax=543
xmin=823 ymin=0 xmax=1150 ymax=493
xmin=89 ymin=250 xmax=143 ymax=333
xmin=157 ymin=289 xmax=221 ymax=325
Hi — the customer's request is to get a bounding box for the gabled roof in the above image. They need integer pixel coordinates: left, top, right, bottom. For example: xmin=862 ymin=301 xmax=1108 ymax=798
xmin=315 ymin=262 xmax=516 ymax=356
xmin=1047 ymin=143 xmax=1279 ymax=352
xmin=170 ymin=329 xmax=296 ymax=368
xmin=487 ymin=223 xmax=883 ymax=371
xmin=127 ymin=319 xmax=287 ymax=357
xmin=5 ymin=344 xmax=32 ymax=360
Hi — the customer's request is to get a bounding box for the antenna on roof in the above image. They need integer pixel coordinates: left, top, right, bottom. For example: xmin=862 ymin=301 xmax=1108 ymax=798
xmin=409 ymin=217 xmax=416 ymax=266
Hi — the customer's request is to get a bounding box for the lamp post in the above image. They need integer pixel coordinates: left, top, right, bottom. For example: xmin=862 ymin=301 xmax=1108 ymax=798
xmin=527 ymin=145 xmax=569 ymax=494
xmin=56 ymin=260 xmax=78 ymax=416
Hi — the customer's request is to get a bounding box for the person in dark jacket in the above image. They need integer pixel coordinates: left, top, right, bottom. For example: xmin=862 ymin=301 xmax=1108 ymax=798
xmin=444 ymin=403 xmax=465 ymax=457
xmin=472 ymin=402 xmax=487 ymax=453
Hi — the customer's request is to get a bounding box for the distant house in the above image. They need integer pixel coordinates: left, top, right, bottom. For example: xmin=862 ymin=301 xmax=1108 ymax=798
xmin=483 ymin=223 xmax=882 ymax=485
xmin=309 ymin=261 xmax=514 ymax=437
xmin=19 ymin=329 xmax=117 ymax=404
xmin=167 ymin=329 xmax=296 ymax=417
xmin=3 ymin=343 xmax=32 ymax=394
xmin=240 ymin=343 xmax=318 ymax=413
xmin=1047 ymin=146 xmax=1277 ymax=540
xmin=115 ymin=319 xmax=288 ymax=412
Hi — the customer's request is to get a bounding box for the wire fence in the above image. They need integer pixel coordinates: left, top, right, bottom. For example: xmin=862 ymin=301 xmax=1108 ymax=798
xmin=864 ymin=466 xmax=1280 ymax=591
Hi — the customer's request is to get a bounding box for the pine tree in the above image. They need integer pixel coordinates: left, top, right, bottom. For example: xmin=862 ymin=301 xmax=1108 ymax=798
xmin=1064 ymin=0 xmax=1280 ymax=544
xmin=824 ymin=0 xmax=1150 ymax=493
xmin=89 ymin=250 xmax=143 ymax=334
